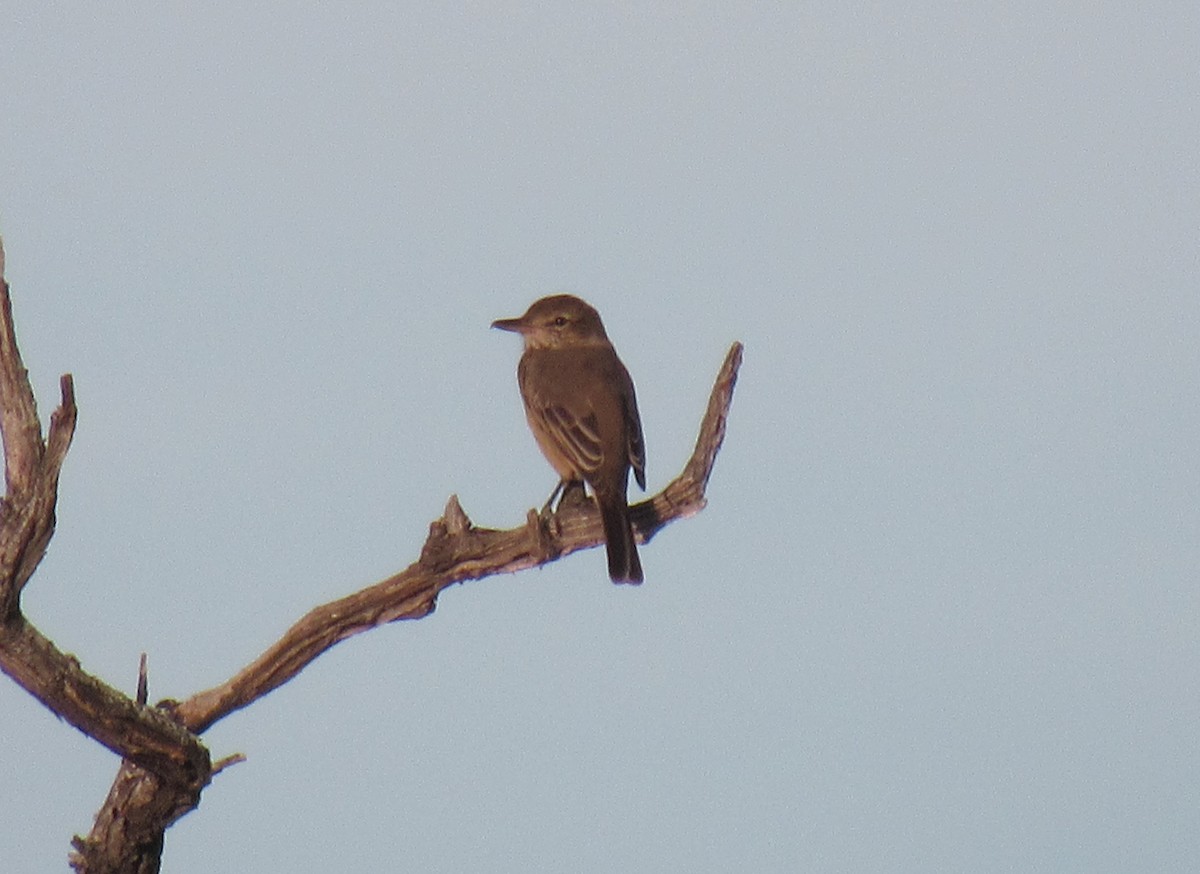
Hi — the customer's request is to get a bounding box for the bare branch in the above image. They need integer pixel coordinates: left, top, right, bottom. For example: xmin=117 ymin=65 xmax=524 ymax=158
xmin=0 ymin=239 xmax=743 ymax=873
xmin=0 ymin=245 xmax=78 ymax=617
xmin=173 ymin=341 xmax=743 ymax=734
xmin=1 ymin=615 xmax=210 ymax=781
xmin=0 ymin=244 xmax=73 ymax=603
xmin=0 ymin=247 xmax=192 ymax=779
xmin=70 ymin=760 xmax=200 ymax=874
xmin=76 ymin=342 xmax=743 ymax=872
xmin=0 ymin=242 xmax=210 ymax=874
xmin=210 ymin=752 xmax=247 ymax=777
xmin=137 ymin=653 xmax=149 ymax=706
xmin=0 ymin=238 xmax=43 ymax=495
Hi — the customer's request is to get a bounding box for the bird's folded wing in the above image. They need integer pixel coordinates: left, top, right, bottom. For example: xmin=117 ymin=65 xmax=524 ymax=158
xmin=541 ymin=403 xmax=604 ymax=476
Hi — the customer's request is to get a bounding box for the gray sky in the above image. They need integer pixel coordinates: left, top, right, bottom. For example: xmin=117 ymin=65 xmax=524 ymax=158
xmin=2 ymin=4 xmax=1197 ymax=872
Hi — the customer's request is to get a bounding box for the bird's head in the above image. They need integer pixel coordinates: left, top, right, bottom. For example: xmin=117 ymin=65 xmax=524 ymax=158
xmin=492 ymin=294 xmax=609 ymax=349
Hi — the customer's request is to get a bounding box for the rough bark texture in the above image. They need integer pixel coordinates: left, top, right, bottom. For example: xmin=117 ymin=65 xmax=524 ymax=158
xmin=0 ymin=238 xmax=743 ymax=872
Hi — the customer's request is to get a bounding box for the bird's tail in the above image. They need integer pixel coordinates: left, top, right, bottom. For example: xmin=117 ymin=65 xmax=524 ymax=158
xmin=598 ymin=493 xmax=643 ymax=584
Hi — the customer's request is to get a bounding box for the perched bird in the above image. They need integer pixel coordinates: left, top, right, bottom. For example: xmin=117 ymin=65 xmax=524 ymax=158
xmin=492 ymin=294 xmax=646 ymax=583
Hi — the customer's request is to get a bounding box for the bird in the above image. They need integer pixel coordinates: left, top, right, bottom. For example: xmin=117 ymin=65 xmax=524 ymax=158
xmin=492 ymin=294 xmax=646 ymax=583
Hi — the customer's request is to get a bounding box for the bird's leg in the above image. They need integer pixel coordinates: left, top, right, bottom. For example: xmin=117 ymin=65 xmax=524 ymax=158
xmin=540 ymin=479 xmax=586 ymax=519
xmin=540 ymin=480 xmax=565 ymax=518
xmin=558 ymin=479 xmax=590 ymax=511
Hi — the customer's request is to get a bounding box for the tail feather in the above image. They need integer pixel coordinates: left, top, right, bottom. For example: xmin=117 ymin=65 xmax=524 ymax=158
xmin=599 ymin=494 xmax=643 ymax=584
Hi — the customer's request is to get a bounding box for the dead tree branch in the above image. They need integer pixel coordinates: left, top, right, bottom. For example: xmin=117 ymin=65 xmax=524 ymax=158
xmin=0 ymin=238 xmax=743 ymax=873
xmin=176 ymin=340 xmax=742 ymax=735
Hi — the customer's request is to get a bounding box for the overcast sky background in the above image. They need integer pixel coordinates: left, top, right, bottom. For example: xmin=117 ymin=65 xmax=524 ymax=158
xmin=2 ymin=4 xmax=1197 ymax=872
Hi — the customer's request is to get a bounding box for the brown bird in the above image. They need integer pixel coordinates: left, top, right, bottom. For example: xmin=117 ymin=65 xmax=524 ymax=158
xmin=493 ymin=294 xmax=646 ymax=583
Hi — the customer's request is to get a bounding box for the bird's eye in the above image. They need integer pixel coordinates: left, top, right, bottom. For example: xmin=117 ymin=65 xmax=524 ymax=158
xmin=553 ymin=316 xmax=568 ymax=327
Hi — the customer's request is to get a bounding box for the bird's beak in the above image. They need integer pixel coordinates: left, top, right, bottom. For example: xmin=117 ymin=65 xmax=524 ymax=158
xmin=491 ymin=317 xmax=525 ymax=333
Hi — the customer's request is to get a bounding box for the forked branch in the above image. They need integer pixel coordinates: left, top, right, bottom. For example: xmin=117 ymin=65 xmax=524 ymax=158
xmin=0 ymin=238 xmax=743 ymax=873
